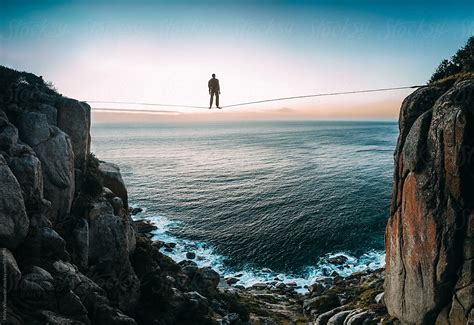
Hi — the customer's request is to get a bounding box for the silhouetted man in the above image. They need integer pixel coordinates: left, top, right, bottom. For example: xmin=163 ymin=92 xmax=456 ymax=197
xmin=208 ymin=73 xmax=221 ymax=109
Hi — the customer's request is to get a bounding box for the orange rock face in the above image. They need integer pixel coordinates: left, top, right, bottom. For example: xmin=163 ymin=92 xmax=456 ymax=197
xmin=384 ymin=80 xmax=474 ymax=324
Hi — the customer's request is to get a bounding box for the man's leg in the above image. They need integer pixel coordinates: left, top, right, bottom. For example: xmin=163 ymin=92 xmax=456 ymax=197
xmin=209 ymin=92 xmax=214 ymax=108
xmin=216 ymin=93 xmax=220 ymax=108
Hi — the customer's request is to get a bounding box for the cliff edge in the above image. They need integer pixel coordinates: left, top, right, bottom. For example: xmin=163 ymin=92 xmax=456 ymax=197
xmin=384 ymin=78 xmax=474 ymax=324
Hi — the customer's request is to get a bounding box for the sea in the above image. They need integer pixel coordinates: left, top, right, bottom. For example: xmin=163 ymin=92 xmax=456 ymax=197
xmin=91 ymin=120 xmax=398 ymax=291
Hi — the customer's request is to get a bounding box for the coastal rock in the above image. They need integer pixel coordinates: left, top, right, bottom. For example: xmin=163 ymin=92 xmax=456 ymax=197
xmin=56 ymin=97 xmax=91 ymax=171
xmin=0 ymin=113 xmax=18 ymax=149
xmin=0 ymin=249 xmax=21 ymax=292
xmin=110 ymin=196 xmax=124 ymax=216
xmin=0 ymin=67 xmax=144 ymax=324
xmin=0 ymin=155 xmax=29 ymax=249
xmin=303 ymin=294 xmax=340 ymax=315
xmin=384 ymin=80 xmax=474 ymax=323
xmin=328 ymin=255 xmax=348 ymax=265
xmin=35 ymin=103 xmax=57 ymax=125
xmin=191 ymin=267 xmax=220 ymax=296
xmin=33 ymin=126 xmax=75 ymax=222
xmin=374 ymin=292 xmax=384 ymax=305
xmin=16 ymin=111 xmax=51 ymax=147
xmin=21 ymin=226 xmax=69 ymax=260
xmin=316 ymin=307 xmax=345 ymax=325
xmin=87 ymin=200 xmax=140 ymax=312
xmin=17 ymin=266 xmax=56 ymax=309
xmin=71 ymin=217 xmax=89 ymax=270
xmin=340 ymin=310 xmax=371 ymax=324
xmin=327 ymin=310 xmax=351 ymax=325
xmin=134 ymin=219 xmax=157 ymax=235
xmin=8 ymin=144 xmax=47 ymax=212
xmin=98 ymin=161 xmax=128 ymax=208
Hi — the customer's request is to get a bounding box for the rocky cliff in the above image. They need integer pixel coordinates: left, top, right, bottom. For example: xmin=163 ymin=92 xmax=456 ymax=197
xmin=0 ymin=66 xmax=249 ymax=324
xmin=384 ymin=78 xmax=474 ymax=324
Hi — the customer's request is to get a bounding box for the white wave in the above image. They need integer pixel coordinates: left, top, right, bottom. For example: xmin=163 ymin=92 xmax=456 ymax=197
xmin=136 ymin=213 xmax=385 ymax=293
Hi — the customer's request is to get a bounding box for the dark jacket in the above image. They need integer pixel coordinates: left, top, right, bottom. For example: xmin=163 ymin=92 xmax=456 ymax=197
xmin=208 ymin=78 xmax=220 ymax=93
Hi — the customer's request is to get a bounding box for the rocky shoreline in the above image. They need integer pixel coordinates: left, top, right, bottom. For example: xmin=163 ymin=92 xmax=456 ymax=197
xmin=134 ymin=217 xmax=394 ymax=324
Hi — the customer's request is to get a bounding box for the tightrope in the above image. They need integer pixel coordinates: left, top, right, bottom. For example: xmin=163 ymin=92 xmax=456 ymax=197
xmin=86 ymin=85 xmax=426 ymax=110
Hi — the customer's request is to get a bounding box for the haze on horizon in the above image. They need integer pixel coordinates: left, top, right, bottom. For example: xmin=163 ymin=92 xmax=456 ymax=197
xmin=1 ymin=0 xmax=473 ymax=121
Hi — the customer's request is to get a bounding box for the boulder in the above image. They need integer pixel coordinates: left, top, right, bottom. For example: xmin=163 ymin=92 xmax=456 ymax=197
xmin=328 ymin=255 xmax=348 ymax=266
xmin=56 ymin=97 xmax=91 ymax=170
xmin=23 ymin=226 xmax=69 ymax=260
xmin=33 ymin=126 xmax=75 ymax=222
xmin=98 ymin=161 xmax=128 ymax=208
xmin=0 ymin=113 xmax=18 ymax=150
xmin=8 ymin=144 xmax=48 ymax=213
xmin=74 ymin=272 xmax=136 ymax=324
xmin=385 ymin=80 xmax=474 ymax=323
xmin=0 ymin=249 xmax=21 ymax=292
xmin=374 ymin=292 xmax=384 ymax=305
xmin=110 ymin=196 xmax=124 ymax=216
xmin=35 ymin=103 xmax=57 ymax=126
xmin=17 ymin=266 xmax=56 ymax=310
xmin=134 ymin=219 xmax=157 ymax=235
xmin=190 ymin=267 xmax=220 ymax=296
xmin=87 ymin=200 xmax=139 ymax=312
xmin=327 ymin=310 xmax=351 ymax=325
xmin=315 ymin=307 xmax=345 ymax=325
xmin=71 ymin=217 xmax=89 ymax=270
xmin=16 ymin=111 xmax=51 ymax=147
xmin=0 ymin=154 xmax=29 ymax=249
xmin=344 ymin=310 xmax=371 ymax=324
xmin=303 ymin=294 xmax=340 ymax=315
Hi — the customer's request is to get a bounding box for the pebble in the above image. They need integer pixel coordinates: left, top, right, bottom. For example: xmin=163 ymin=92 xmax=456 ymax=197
xmin=252 ymin=283 xmax=268 ymax=290
xmin=328 ymin=255 xmax=348 ymax=265
xmin=164 ymin=242 xmax=177 ymax=249
xmin=225 ymin=277 xmax=240 ymax=285
xmin=131 ymin=207 xmax=143 ymax=215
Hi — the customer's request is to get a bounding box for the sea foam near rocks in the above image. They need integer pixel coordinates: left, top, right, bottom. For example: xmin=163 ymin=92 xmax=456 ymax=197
xmin=134 ymin=210 xmax=385 ymax=293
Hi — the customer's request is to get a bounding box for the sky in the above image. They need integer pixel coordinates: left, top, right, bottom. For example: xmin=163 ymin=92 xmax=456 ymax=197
xmin=1 ymin=0 xmax=473 ymax=121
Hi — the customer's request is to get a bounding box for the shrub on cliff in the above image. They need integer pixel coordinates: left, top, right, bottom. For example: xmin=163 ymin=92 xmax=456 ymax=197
xmin=0 ymin=65 xmax=59 ymax=101
xmin=83 ymin=153 xmax=103 ymax=198
xmin=429 ymin=36 xmax=474 ymax=83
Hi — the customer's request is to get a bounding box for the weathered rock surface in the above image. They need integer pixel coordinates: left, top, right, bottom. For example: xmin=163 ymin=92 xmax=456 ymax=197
xmin=0 ymin=154 xmax=29 ymax=249
xmin=33 ymin=126 xmax=75 ymax=223
xmin=99 ymin=161 xmax=129 ymax=208
xmin=0 ymin=249 xmax=22 ymax=292
xmin=385 ymin=80 xmax=474 ymax=324
xmin=56 ymin=97 xmax=91 ymax=170
xmin=0 ymin=112 xmax=18 ymax=149
xmin=8 ymin=144 xmax=47 ymax=213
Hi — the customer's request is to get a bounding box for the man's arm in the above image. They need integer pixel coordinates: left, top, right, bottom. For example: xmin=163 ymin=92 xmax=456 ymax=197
xmin=217 ymin=80 xmax=220 ymax=93
xmin=208 ymin=80 xmax=211 ymax=93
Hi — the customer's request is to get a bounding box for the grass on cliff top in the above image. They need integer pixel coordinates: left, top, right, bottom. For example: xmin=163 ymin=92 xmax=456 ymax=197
xmin=431 ymin=71 xmax=474 ymax=88
xmin=0 ymin=65 xmax=59 ymax=98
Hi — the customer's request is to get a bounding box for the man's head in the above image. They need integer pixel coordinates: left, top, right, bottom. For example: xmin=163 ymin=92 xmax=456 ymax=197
xmin=212 ymin=73 xmax=216 ymax=78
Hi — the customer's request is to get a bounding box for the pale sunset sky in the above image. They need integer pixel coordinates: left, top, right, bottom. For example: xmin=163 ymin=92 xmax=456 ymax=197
xmin=1 ymin=0 xmax=473 ymax=121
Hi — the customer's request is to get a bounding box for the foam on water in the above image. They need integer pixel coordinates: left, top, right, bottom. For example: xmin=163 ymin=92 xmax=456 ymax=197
xmin=136 ymin=213 xmax=385 ymax=293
